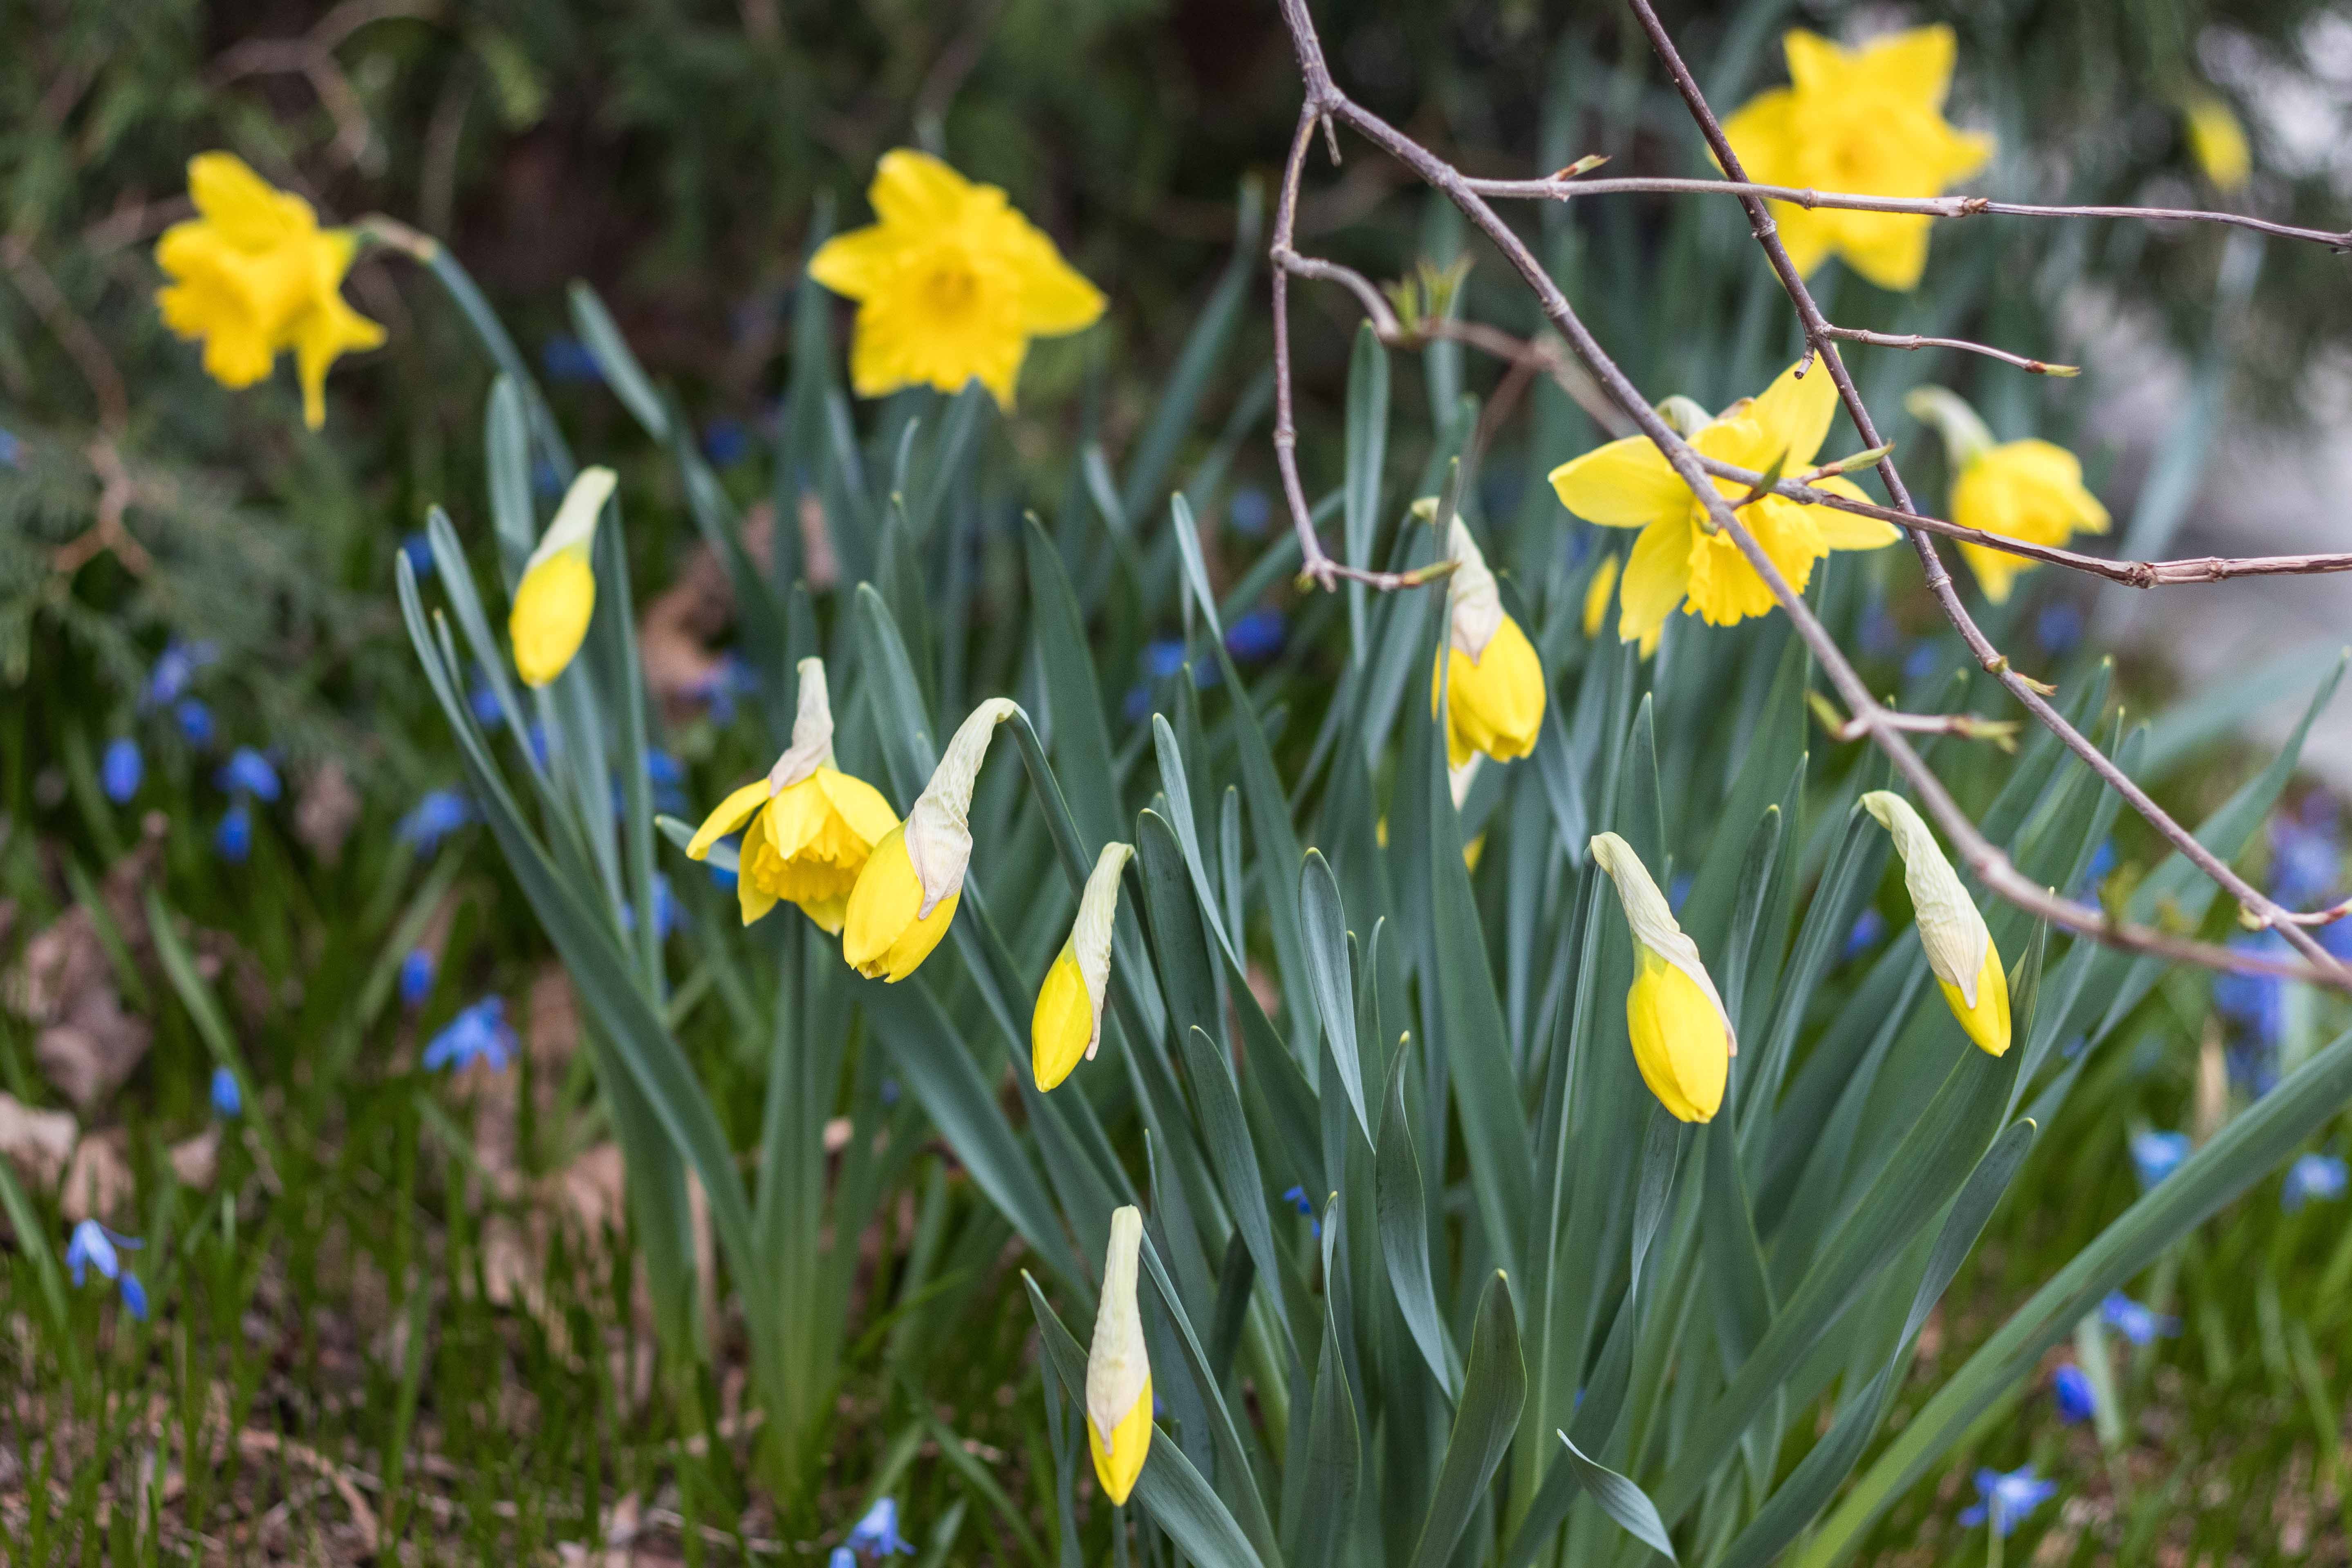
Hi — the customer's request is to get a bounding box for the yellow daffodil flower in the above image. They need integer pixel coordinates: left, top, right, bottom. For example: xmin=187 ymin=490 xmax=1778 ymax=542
xmin=1549 ymin=361 xmax=1900 ymax=652
xmin=684 ymin=659 xmax=899 ymax=932
xmin=1582 ymin=554 xmax=1621 ymax=639
xmin=1860 ymin=792 xmax=2010 ymax=1055
xmin=1590 ymin=832 xmax=1734 ymax=1122
xmin=843 ymin=697 xmax=1017 ymax=981
xmin=1034 ymin=842 xmax=1136 ymax=1091
xmin=1429 ymin=516 xmax=1546 ymax=768
xmin=1721 ymin=27 xmax=1994 ymax=290
xmin=1086 ymin=1206 xmax=1154 ymax=1505
xmin=1906 ymin=386 xmax=2108 ymax=604
xmin=2184 ymin=94 xmax=2251 ymax=191
xmin=510 ymin=468 xmax=616 ymax=688
xmin=807 ymin=150 xmax=1104 ymax=409
xmin=155 ymin=152 xmax=385 ymax=429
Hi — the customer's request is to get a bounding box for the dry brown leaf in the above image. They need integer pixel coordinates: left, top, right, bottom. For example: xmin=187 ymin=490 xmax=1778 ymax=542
xmin=168 ymin=1124 xmax=222 ymax=1189
xmin=293 ymin=759 xmax=363 ymax=865
xmin=0 ymin=1090 xmax=76 ymax=1187
xmin=61 ymin=1129 xmax=133 ymax=1223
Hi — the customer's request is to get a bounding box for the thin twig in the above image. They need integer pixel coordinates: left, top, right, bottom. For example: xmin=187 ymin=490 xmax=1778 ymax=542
xmin=1822 ymin=324 xmax=2076 ymax=377
xmin=1615 ymin=0 xmax=2352 ymax=983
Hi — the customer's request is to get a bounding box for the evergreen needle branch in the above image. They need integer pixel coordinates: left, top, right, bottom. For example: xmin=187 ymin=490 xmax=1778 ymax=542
xmin=1270 ymin=0 xmax=2351 ymax=988
xmin=1619 ymin=0 xmax=2352 ymax=986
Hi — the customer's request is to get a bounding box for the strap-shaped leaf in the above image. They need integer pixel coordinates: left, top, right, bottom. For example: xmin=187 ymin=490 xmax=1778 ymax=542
xmin=1557 ymin=1434 xmax=1676 ymax=1563
xmin=1342 ymin=320 xmax=1389 ymax=668
xmin=1406 ymin=1272 xmax=1526 ymax=1568
xmin=1300 ymin=851 xmax=1372 ymax=1141
xmin=1376 ymin=1043 xmax=1457 ymax=1399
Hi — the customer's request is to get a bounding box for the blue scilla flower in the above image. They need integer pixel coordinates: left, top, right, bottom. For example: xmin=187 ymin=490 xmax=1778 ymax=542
xmin=175 ymin=698 xmax=215 ymax=748
xmin=2325 ymin=916 xmax=2352 ymax=963
xmin=468 ymin=672 xmax=505 ymax=730
xmin=1228 ymin=486 xmax=1272 ymax=538
xmin=2052 ymin=1363 xmax=2095 ymax=1424
xmin=620 ymin=874 xmax=686 ymax=941
xmin=1902 ymin=642 xmax=1942 ymax=683
xmin=2074 ymin=839 xmax=2116 ymax=900
xmin=1281 ymin=1184 xmax=1322 ymax=1239
xmin=1958 ymin=1465 xmax=2055 ymax=1537
xmin=215 ymin=747 xmax=282 ymax=802
xmin=401 ymin=531 xmax=437 ymax=580
xmin=0 ymin=426 xmax=19 ymax=468
xmin=1225 ymin=607 xmax=1286 ymax=663
xmin=2283 ymin=1151 xmax=2348 ymax=1212
xmin=844 ymin=1497 xmax=914 ymax=1557
xmin=101 ymin=737 xmax=143 ymax=803
xmin=1669 ymin=872 xmax=1693 ymax=914
xmin=399 ymin=948 xmax=437 ymax=1010
xmin=2129 ymin=1129 xmax=2190 ymax=1190
xmin=398 ymin=789 xmax=475 ymax=855
xmin=541 ymin=334 xmax=603 ymax=384
xmin=215 ymin=800 xmax=253 ymax=862
xmin=424 ymin=997 xmax=515 ymax=1075
xmin=65 ymin=1220 xmax=148 ymax=1320
xmin=830 ymin=1552 xmax=856 ymax=1568
xmin=1841 ymin=907 xmax=1886 ymax=964
xmin=692 ymin=653 xmax=757 ymax=727
xmin=2214 ymin=932 xmax=2289 ymax=1050
xmin=2100 ymin=1291 xmax=2179 ymax=1346
xmin=2269 ymin=802 xmax=2341 ymax=910
xmin=1121 ymin=683 xmax=1152 ymax=724
xmin=702 ymin=417 xmax=751 ymax=469
xmin=1142 ymin=639 xmax=1187 ymax=681
xmin=531 ymin=459 xmax=564 ymax=499
xmin=709 ymin=858 xmax=739 ymax=892
xmin=2035 ymin=600 xmax=2084 ymax=655
xmin=210 ymin=1066 xmax=242 ymax=1118
xmin=143 ymin=638 xmax=217 ymax=708
xmin=1857 ymin=599 xmax=1902 ymax=659
xmin=645 ymin=750 xmax=689 ymax=815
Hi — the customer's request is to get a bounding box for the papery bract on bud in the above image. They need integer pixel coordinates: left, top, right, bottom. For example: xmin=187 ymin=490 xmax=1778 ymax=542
xmin=511 ymin=468 xmax=617 ymax=688
xmin=1085 ymin=1206 xmax=1154 ymax=1505
xmin=1590 ymin=831 xmax=1734 ymax=1122
xmin=1861 ymin=791 xmax=2010 ymax=1055
xmin=1429 ymin=517 xmax=1545 ymax=767
xmin=843 ymin=698 xmax=1017 ymax=981
xmin=1033 ymin=842 xmax=1134 ymax=1091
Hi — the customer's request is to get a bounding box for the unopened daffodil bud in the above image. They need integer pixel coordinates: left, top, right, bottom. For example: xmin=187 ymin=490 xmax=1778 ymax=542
xmin=1590 ymin=832 xmax=1734 ymax=1122
xmin=511 ymin=467 xmax=617 ymax=687
xmin=1033 ymin=842 xmax=1135 ymax=1091
xmin=2184 ymin=93 xmax=2251 ymax=191
xmin=684 ymin=659 xmax=898 ymax=932
xmin=1859 ymin=791 xmax=2009 ymax=1055
xmin=842 ymin=697 xmax=1018 ymax=981
xmin=1907 ymin=386 xmax=2108 ymax=605
xmin=1429 ymin=517 xmax=1546 ymax=768
xmin=1581 ymin=554 xmax=1620 ymax=640
xmin=1085 ymin=1206 xmax=1154 ymax=1505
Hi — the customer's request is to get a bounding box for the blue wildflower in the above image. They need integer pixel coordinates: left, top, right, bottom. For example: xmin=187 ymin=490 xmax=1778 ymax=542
xmin=2269 ymin=801 xmax=2341 ymax=909
xmin=1842 ymin=907 xmax=1885 ymax=963
xmin=1121 ymin=683 xmax=1152 ymax=724
xmin=2283 ymin=1152 xmax=2348 ymax=1212
xmin=0 ymin=427 xmax=18 ymax=468
xmin=830 ymin=1552 xmax=856 ymax=1568
xmin=210 ymin=1066 xmax=242 ymax=1118
xmin=844 ymin=1497 xmax=915 ymax=1557
xmin=399 ymin=948 xmax=437 ymax=1011
xmin=401 ymin=532 xmax=437 ymax=579
xmin=215 ymin=747 xmax=282 ymax=802
xmin=702 ymin=417 xmax=751 ymax=469
xmin=468 ymin=672 xmax=505 ymax=730
xmin=709 ymin=858 xmax=739 ymax=892
xmin=2035 ymin=600 xmax=2084 ymax=655
xmin=1228 ymin=486 xmax=1272 ymax=538
xmin=692 ymin=653 xmax=757 ymax=726
xmin=2128 ymin=1129 xmax=2190 ymax=1190
xmin=398 ymin=789 xmax=475 ymax=855
xmin=2324 ymin=916 xmax=2352 ymax=963
xmin=424 ymin=997 xmax=515 ymax=1074
xmin=2052 ymin=1364 xmax=2095 ymax=1424
xmin=526 ymin=721 xmax=555 ymax=768
xmin=1142 ymin=639 xmax=1187 ymax=681
xmin=175 ymin=699 xmax=215 ymax=748
xmin=1281 ymin=1184 xmax=1322 ymax=1238
xmin=101 ymin=737 xmax=142 ymax=803
xmin=880 ymin=1077 xmax=900 ymax=1105
xmin=2074 ymin=839 xmax=2116 ymax=900
xmin=1857 ymin=600 xmax=1902 ymax=659
xmin=1669 ymin=872 xmax=1693 ymax=913
xmin=2100 ymin=1291 xmax=2179 ymax=1346
xmin=531 ymin=458 xmax=564 ymax=499
xmin=1902 ymin=642 xmax=1942 ymax=683
xmin=619 ymin=874 xmax=686 ymax=941
xmin=65 ymin=1220 xmax=148 ymax=1320
xmin=1225 ymin=608 xmax=1286 ymax=663
xmin=1958 ymin=1465 xmax=2056 ymax=1536
xmin=142 ymin=638 xmax=217 ymax=708
xmin=645 ymin=750 xmax=689 ymax=815
xmin=215 ymin=801 xmax=253 ymax=862
xmin=540 ymin=335 xmax=603 ymax=384
xmin=2214 ymin=931 xmax=2289 ymax=1050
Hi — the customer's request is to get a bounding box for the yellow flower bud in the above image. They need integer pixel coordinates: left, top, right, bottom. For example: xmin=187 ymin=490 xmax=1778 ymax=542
xmin=842 ymin=698 xmax=1016 ymax=981
xmin=510 ymin=468 xmax=616 ymax=688
xmin=1429 ymin=518 xmax=1546 ymax=768
xmin=1590 ymin=831 xmax=1734 ymax=1122
xmin=2184 ymin=93 xmax=2251 ymax=191
xmin=1907 ymin=386 xmax=2109 ymax=605
xmin=1033 ymin=842 xmax=1134 ymax=1091
xmin=1086 ymin=1206 xmax=1154 ymax=1505
xmin=1859 ymin=791 xmax=2010 ymax=1056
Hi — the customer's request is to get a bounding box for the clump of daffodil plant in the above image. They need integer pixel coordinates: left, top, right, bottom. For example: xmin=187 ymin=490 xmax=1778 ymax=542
xmin=1591 ymin=831 xmax=1735 ymax=1122
xmin=510 ymin=467 xmax=617 ymax=688
xmin=685 ymin=659 xmax=898 ymax=931
xmin=1906 ymin=385 xmax=2110 ymax=604
xmin=1033 ymin=842 xmax=1136 ymax=1091
xmin=1084 ymin=1207 xmax=1153 ymax=1505
xmin=1861 ymin=791 xmax=2012 ymax=1055
xmin=1430 ymin=515 xmax=1546 ymax=767
xmin=843 ymin=698 xmax=1017 ymax=981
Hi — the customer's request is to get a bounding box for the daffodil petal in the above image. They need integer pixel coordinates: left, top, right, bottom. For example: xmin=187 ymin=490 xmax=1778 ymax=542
xmin=1549 ymin=436 xmax=1688 ymax=526
xmin=687 ymin=782 xmax=771 ymax=859
xmin=1618 ymin=513 xmax=1694 ymax=647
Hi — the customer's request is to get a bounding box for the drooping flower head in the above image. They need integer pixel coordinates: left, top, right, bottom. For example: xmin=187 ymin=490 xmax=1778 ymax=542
xmin=210 ymin=1065 xmax=242 ymax=1119
xmin=1549 ymin=361 xmax=1900 ymax=653
xmin=808 ymin=150 xmax=1104 ymax=408
xmin=66 ymin=1219 xmax=148 ymax=1320
xmin=1958 ymin=1464 xmax=2056 ymax=1537
xmin=155 ymin=153 xmax=386 ymax=428
xmin=1429 ymin=517 xmax=1546 ymax=767
xmin=2099 ymin=1291 xmax=2179 ymax=1346
xmin=2128 ymin=1129 xmax=2189 ymax=1190
xmin=1590 ymin=832 xmax=1734 ymax=1122
xmin=843 ymin=698 xmax=1018 ymax=981
xmin=511 ymin=467 xmax=617 ymax=688
xmin=1033 ymin=842 xmax=1136 ymax=1091
xmin=176 ymin=699 xmax=216 ymax=748
xmin=686 ymin=659 xmax=899 ymax=934
xmin=1085 ymin=1206 xmax=1154 ymax=1505
xmin=843 ymin=1497 xmax=915 ymax=1557
xmin=102 ymin=738 xmax=143 ymax=804
xmin=142 ymin=638 xmax=217 ymax=709
xmin=398 ymin=788 xmax=475 ymax=855
xmin=2283 ymin=1151 xmax=2348 ymax=1212
xmin=2051 ymin=1363 xmax=2096 ymax=1425
xmin=424 ymin=997 xmax=515 ymax=1075
xmin=216 ymin=746 xmax=282 ymax=802
xmin=1860 ymin=791 xmax=2011 ymax=1056
xmin=399 ymin=948 xmax=437 ymax=1010
xmin=1720 ymin=28 xmax=1994 ymax=291
xmin=1906 ymin=387 xmax=2109 ymax=604
xmin=215 ymin=801 xmax=253 ymax=862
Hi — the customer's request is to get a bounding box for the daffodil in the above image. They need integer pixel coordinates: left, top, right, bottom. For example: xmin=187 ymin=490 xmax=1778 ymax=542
xmin=843 ymin=698 xmax=1017 ymax=981
xmin=1720 ymin=27 xmax=1994 ymax=290
xmin=1590 ymin=832 xmax=1734 ymax=1122
xmin=510 ymin=467 xmax=616 ymax=688
xmin=1860 ymin=791 xmax=2010 ymax=1055
xmin=686 ymin=659 xmax=899 ymax=932
xmin=1549 ymin=361 xmax=1900 ymax=652
xmin=1582 ymin=553 xmax=1620 ymax=639
xmin=808 ymin=150 xmax=1104 ymax=408
xmin=1906 ymin=386 xmax=2108 ymax=605
xmin=1085 ymin=1206 xmax=1154 ymax=1505
xmin=2184 ymin=94 xmax=2251 ymax=190
xmin=155 ymin=152 xmax=385 ymax=428
xmin=1429 ymin=517 xmax=1546 ymax=767
xmin=1033 ymin=842 xmax=1136 ymax=1091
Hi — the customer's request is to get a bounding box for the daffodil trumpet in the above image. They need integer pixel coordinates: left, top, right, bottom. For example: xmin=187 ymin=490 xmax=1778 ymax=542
xmin=684 ymin=659 xmax=899 ymax=932
xmin=1085 ymin=1207 xmax=1154 ymax=1505
xmin=1590 ymin=832 xmax=1735 ymax=1123
xmin=510 ymin=467 xmax=618 ymax=688
xmin=1033 ymin=842 xmax=1136 ymax=1091
xmin=1906 ymin=386 xmax=2109 ymax=605
xmin=842 ymin=697 xmax=1018 ymax=981
xmin=1860 ymin=791 xmax=2011 ymax=1056
xmin=1429 ymin=516 xmax=1546 ymax=768
xmin=1548 ymin=361 xmax=1902 ymax=654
